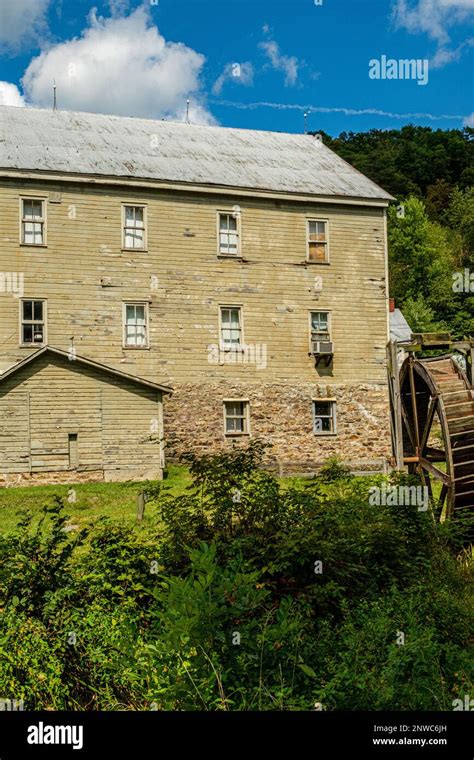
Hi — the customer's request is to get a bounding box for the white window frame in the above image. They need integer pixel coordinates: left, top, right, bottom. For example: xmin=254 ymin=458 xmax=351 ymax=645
xmin=122 ymin=302 xmax=149 ymax=349
xmin=20 ymin=197 xmax=47 ymax=246
xmin=219 ymin=305 xmax=244 ymax=351
xmin=223 ymin=399 xmax=250 ymax=436
xmin=313 ymin=399 xmax=337 ymax=436
xmin=217 ymin=210 xmax=241 ymax=257
xmin=20 ymin=299 xmax=47 ymax=347
xmin=122 ymin=204 xmax=147 ymax=251
xmin=309 ymin=310 xmax=331 ymax=351
xmin=306 ymin=218 xmax=329 ymax=264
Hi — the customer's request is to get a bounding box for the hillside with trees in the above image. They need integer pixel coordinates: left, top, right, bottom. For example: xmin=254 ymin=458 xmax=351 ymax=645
xmin=319 ymin=126 xmax=474 ymax=338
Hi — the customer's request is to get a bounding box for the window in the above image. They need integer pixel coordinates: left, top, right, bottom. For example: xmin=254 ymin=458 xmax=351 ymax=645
xmin=123 ymin=205 xmax=146 ymax=249
xmin=224 ymin=400 xmax=249 ymax=435
xmin=307 ymin=220 xmax=328 ymax=263
xmin=123 ymin=303 xmax=148 ymax=348
xmin=218 ymin=212 xmax=239 ymax=256
xmin=313 ymin=400 xmax=337 ymax=435
xmin=21 ymin=198 xmax=45 ymax=245
xmin=21 ymin=300 xmax=46 ymax=345
xmin=220 ymin=306 xmax=243 ymax=349
xmin=310 ymin=311 xmax=330 ymax=340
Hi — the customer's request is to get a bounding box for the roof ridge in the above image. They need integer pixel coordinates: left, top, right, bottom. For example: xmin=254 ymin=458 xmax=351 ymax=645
xmin=0 ymin=345 xmax=173 ymax=394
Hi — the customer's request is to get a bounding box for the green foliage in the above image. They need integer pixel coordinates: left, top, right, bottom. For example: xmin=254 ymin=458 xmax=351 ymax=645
xmin=388 ymin=196 xmax=473 ymax=338
xmin=320 ymin=126 xmax=473 ymax=199
xmin=318 ymin=126 xmax=473 ymax=339
xmin=0 ymin=444 xmax=472 ymax=711
xmin=317 ymin=456 xmax=352 ymax=483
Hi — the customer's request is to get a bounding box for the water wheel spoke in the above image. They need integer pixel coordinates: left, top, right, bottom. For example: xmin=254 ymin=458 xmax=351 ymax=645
xmin=419 ymin=457 xmax=450 ymax=485
xmin=401 ymin=398 xmax=417 ymax=452
xmin=420 ymin=397 xmax=439 ymax=453
xmin=409 ymin=359 xmax=421 ymax=450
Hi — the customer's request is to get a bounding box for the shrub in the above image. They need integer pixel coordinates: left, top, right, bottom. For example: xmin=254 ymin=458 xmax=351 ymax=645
xmin=0 ymin=442 xmax=471 ymax=710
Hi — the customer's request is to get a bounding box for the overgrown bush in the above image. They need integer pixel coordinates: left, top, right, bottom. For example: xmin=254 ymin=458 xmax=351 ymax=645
xmin=0 ymin=443 xmax=472 ymax=710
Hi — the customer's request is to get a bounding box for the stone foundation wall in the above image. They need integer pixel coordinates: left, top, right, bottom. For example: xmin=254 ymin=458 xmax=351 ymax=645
xmin=0 ymin=470 xmax=105 ymax=488
xmin=164 ymin=381 xmax=392 ymax=475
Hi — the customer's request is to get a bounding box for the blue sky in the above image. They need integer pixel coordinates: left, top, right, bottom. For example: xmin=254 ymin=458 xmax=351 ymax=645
xmin=0 ymin=0 xmax=473 ymax=135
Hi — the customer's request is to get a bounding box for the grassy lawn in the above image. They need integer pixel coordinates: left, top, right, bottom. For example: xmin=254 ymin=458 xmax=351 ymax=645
xmin=0 ymin=465 xmax=441 ymax=535
xmin=0 ymin=465 xmax=192 ymax=534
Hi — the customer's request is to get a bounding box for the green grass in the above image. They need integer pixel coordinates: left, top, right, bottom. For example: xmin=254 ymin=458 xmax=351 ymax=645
xmin=0 ymin=466 xmax=444 ymax=535
xmin=0 ymin=464 xmax=192 ymax=534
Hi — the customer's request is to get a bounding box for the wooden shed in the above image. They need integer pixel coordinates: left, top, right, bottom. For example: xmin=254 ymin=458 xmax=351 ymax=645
xmin=0 ymin=347 xmax=172 ymax=484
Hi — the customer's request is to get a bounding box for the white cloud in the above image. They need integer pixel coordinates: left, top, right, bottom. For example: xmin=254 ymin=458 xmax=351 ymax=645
xmin=464 ymin=112 xmax=474 ymax=126
xmin=259 ymin=40 xmax=299 ymax=86
xmin=212 ymin=62 xmax=254 ymax=95
xmin=0 ymin=81 xmax=25 ymax=107
xmin=0 ymin=0 xmax=50 ymax=51
xmin=430 ymin=36 xmax=474 ymax=66
xmin=393 ymin=0 xmax=474 ymax=43
xmin=21 ymin=6 xmax=215 ymax=124
xmin=392 ymin=0 xmax=474 ymax=68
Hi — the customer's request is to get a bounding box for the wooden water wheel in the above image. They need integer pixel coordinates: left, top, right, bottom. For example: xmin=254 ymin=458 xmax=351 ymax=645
xmin=400 ymin=354 xmax=474 ymax=533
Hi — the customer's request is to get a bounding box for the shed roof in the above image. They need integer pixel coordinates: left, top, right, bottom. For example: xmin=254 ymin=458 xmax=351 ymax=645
xmin=0 ymin=105 xmax=394 ymax=202
xmin=0 ymin=346 xmax=173 ymax=394
xmin=390 ymin=309 xmax=413 ymax=343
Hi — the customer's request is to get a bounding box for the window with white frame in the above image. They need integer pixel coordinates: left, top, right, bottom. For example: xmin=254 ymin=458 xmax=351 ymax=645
xmin=313 ymin=400 xmax=337 ymax=434
xmin=123 ymin=303 xmax=148 ymax=347
xmin=307 ymin=220 xmax=328 ymax=263
xmin=310 ymin=311 xmax=330 ymax=340
xmin=220 ymin=306 xmax=242 ymax=348
xmin=218 ymin=212 xmax=239 ymax=256
xmin=21 ymin=199 xmax=45 ymax=245
xmin=123 ymin=205 xmax=146 ymax=249
xmin=21 ymin=300 xmax=46 ymax=345
xmin=224 ymin=400 xmax=249 ymax=435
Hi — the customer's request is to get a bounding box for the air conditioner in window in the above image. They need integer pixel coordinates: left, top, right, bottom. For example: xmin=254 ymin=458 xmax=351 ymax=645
xmin=310 ymin=335 xmax=334 ymax=367
xmin=311 ymin=337 xmax=334 ymax=356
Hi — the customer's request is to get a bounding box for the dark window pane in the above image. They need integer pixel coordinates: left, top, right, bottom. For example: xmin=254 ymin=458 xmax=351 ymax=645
xmin=23 ymin=301 xmax=33 ymax=321
xmin=33 ymin=301 xmax=43 ymax=320
xmin=22 ymin=324 xmax=33 ymax=343
xmin=314 ymin=402 xmax=331 ymax=417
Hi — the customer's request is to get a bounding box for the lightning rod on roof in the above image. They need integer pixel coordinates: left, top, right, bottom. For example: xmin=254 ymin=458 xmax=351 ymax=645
xmin=186 ymin=99 xmax=190 ymax=124
xmin=53 ymin=80 xmax=57 ymax=111
xmin=304 ymin=111 xmax=308 ymax=134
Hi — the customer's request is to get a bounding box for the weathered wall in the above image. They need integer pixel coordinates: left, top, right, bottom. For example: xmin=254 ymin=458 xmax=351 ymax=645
xmin=0 ymin=178 xmax=391 ymax=472
xmin=0 ymin=353 xmax=163 ymax=481
xmin=164 ymin=381 xmax=391 ymax=473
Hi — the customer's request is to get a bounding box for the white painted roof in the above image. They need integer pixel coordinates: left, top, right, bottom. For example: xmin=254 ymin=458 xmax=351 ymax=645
xmin=0 ymin=105 xmax=393 ymax=201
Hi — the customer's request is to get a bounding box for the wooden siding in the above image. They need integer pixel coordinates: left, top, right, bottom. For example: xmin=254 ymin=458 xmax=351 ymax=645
xmin=0 ymin=352 xmax=163 ymax=479
xmin=0 ymin=179 xmax=389 ymax=388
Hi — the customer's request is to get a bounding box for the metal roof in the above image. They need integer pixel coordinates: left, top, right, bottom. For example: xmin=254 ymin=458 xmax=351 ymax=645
xmin=0 ymin=346 xmax=173 ymax=394
xmin=0 ymin=105 xmax=394 ymax=201
xmin=390 ymin=309 xmax=413 ymax=343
